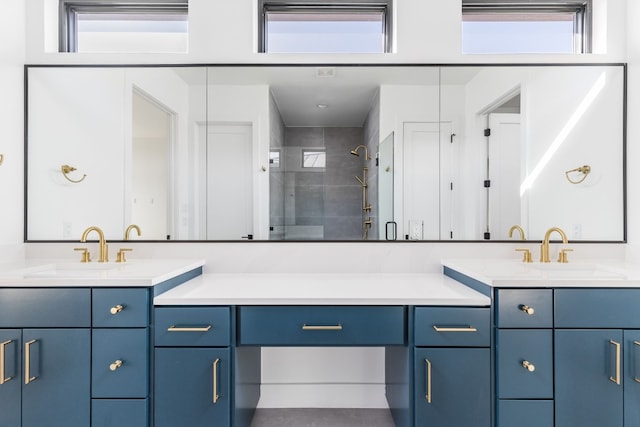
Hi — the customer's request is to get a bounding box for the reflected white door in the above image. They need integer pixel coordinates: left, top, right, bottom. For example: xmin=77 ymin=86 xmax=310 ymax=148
xmin=488 ymin=113 xmax=521 ymax=239
xmin=206 ymin=124 xmax=253 ymax=239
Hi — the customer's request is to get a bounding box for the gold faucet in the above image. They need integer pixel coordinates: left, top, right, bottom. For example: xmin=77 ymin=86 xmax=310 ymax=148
xmin=124 ymin=224 xmax=141 ymax=240
xmin=540 ymin=227 xmax=568 ymax=263
xmin=509 ymin=225 xmax=526 ymax=240
xmin=81 ymin=226 xmax=108 ymax=262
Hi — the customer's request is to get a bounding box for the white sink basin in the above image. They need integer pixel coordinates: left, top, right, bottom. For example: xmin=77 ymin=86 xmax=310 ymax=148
xmin=529 ymin=263 xmax=626 ymax=279
xmin=21 ymin=263 xmax=121 ymax=278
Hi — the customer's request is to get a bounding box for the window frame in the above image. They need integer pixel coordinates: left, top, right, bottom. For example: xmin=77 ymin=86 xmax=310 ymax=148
xmin=461 ymin=0 xmax=592 ymax=54
xmin=258 ymin=0 xmax=393 ymax=54
xmin=59 ymin=0 xmax=188 ymax=53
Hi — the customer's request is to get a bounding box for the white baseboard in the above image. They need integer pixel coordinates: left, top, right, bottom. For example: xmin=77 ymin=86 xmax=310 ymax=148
xmin=257 ymin=383 xmax=388 ymax=408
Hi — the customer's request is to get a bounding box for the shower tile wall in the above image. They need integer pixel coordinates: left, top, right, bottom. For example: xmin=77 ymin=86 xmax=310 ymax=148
xmin=363 ymin=91 xmax=380 ymax=240
xmin=269 ymin=93 xmax=286 ymax=239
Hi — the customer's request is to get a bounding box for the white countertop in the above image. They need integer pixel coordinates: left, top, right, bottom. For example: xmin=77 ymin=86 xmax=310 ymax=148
xmin=153 ymin=273 xmax=491 ymax=306
xmin=442 ymin=259 xmax=640 ymax=287
xmin=0 ymin=259 xmax=205 ymax=286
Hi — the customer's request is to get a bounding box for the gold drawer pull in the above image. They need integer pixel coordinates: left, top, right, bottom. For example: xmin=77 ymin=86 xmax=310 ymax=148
xmin=25 ymin=340 xmax=37 ymax=385
xmin=432 ymin=326 xmax=477 ymax=332
xmin=610 ymin=340 xmax=621 ymax=385
xmin=634 ymin=341 xmax=640 ymax=383
xmin=213 ymin=358 xmax=220 ymax=404
xmin=522 ymin=360 xmax=536 ymax=372
xmin=110 ymin=304 xmax=124 ymax=315
xmin=167 ymin=325 xmax=212 ymax=332
xmin=519 ymin=305 xmax=535 ymax=315
xmin=109 ymin=360 xmax=123 ymax=371
xmin=302 ymin=324 xmax=343 ymax=331
xmin=0 ymin=340 xmax=12 ymax=384
xmin=425 ymin=358 xmax=432 ymax=403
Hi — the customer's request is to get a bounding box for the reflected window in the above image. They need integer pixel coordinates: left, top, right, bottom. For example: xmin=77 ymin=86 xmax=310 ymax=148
xmin=269 ymin=150 xmax=281 ymax=168
xmin=462 ymin=0 xmax=591 ymax=54
xmin=59 ymin=0 xmax=188 ymax=53
xmin=259 ymin=1 xmax=392 ymax=53
xmin=302 ymin=150 xmax=326 ymax=168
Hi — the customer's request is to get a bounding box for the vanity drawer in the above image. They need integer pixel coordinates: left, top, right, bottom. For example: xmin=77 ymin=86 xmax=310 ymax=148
xmin=555 ymin=289 xmax=640 ymax=328
xmin=93 ymin=288 xmax=149 ymax=328
xmin=238 ymin=306 xmax=405 ymax=346
xmin=498 ymin=400 xmax=554 ymax=427
xmin=0 ymin=288 xmax=90 ymax=327
xmin=92 ymin=329 xmax=149 ymax=398
xmin=496 ymin=289 xmax=553 ymax=328
xmin=414 ymin=307 xmax=490 ymax=347
xmin=154 ymin=307 xmax=231 ymax=347
xmin=92 ymin=399 xmax=149 ymax=427
xmin=497 ymin=329 xmax=553 ymax=399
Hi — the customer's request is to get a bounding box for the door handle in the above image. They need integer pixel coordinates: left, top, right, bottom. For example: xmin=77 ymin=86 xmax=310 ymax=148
xmin=609 ymin=340 xmax=621 ymax=385
xmin=425 ymin=359 xmax=432 ymax=403
xmin=432 ymin=326 xmax=477 ymax=332
xmin=385 ymin=221 xmax=397 ymax=240
xmin=241 ymin=234 xmax=254 ymax=240
xmin=0 ymin=340 xmax=12 ymax=384
xmin=634 ymin=341 xmax=640 ymax=383
xmin=25 ymin=340 xmax=37 ymax=385
xmin=302 ymin=324 xmax=343 ymax=331
xmin=212 ymin=358 xmax=220 ymax=404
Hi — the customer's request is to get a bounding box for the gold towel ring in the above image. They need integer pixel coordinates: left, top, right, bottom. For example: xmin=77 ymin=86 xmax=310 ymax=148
xmin=61 ymin=164 xmax=86 ymax=183
xmin=565 ymin=165 xmax=591 ymax=184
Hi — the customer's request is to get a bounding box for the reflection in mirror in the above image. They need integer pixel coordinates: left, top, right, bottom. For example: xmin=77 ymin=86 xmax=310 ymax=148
xmin=26 ymin=65 xmax=625 ymax=242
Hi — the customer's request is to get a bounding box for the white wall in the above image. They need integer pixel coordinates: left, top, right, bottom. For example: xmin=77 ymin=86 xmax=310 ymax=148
xmin=9 ymin=0 xmax=638 ymax=409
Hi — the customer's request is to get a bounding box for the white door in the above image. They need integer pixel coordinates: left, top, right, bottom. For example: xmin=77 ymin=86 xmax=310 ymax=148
xmin=488 ymin=113 xmax=521 ymax=239
xmin=206 ymin=124 xmax=253 ymax=240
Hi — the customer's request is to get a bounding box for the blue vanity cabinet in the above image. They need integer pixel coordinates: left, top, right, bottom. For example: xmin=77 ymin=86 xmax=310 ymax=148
xmin=0 ymin=289 xmax=92 ymax=427
xmin=413 ymin=307 xmax=491 ymax=427
xmin=154 ymin=307 xmax=232 ymax=427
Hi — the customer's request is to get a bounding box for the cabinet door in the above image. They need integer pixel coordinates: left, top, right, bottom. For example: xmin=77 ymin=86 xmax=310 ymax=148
xmin=625 ymin=330 xmax=640 ymax=427
xmin=555 ymin=329 xmax=623 ymax=427
xmin=155 ymin=347 xmax=230 ymax=427
xmin=22 ymin=328 xmax=90 ymax=427
xmin=414 ymin=348 xmax=490 ymax=427
xmin=0 ymin=330 xmax=21 ymax=427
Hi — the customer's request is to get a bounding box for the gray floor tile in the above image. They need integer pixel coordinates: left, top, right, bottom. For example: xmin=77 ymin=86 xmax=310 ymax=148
xmin=249 ymin=408 xmax=396 ymax=427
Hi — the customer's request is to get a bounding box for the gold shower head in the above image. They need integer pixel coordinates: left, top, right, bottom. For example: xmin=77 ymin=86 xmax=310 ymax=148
xmin=350 ymin=145 xmax=371 ymax=160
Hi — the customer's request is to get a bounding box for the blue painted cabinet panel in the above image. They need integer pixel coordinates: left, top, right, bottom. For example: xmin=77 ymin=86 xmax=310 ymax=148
xmin=0 ymin=329 xmax=21 ymax=427
xmin=414 ymin=307 xmax=490 ymax=347
xmin=92 ymin=328 xmax=149 ymax=398
xmin=0 ymin=288 xmax=90 ymax=327
xmin=155 ymin=347 xmax=230 ymax=427
xmin=496 ymin=289 xmax=552 ymax=328
xmin=498 ymin=400 xmax=553 ymax=427
xmin=555 ymin=289 xmax=640 ymax=328
xmin=414 ymin=348 xmax=490 ymax=427
xmin=92 ymin=399 xmax=149 ymax=427
xmin=22 ymin=328 xmax=91 ymax=427
xmin=92 ymin=288 xmax=149 ymax=327
xmin=555 ymin=329 xmax=623 ymax=427
xmin=155 ymin=307 xmax=231 ymax=347
xmin=625 ymin=330 xmax=640 ymax=427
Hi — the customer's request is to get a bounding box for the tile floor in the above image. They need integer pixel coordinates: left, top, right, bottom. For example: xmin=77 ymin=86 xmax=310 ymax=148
xmin=249 ymin=408 xmax=396 ymax=427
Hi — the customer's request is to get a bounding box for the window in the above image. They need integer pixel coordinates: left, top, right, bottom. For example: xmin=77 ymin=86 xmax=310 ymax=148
xmin=462 ymin=1 xmax=592 ymax=54
xmin=302 ymin=150 xmax=326 ymax=168
xmin=59 ymin=0 xmax=188 ymax=53
xmin=259 ymin=1 xmax=393 ymax=53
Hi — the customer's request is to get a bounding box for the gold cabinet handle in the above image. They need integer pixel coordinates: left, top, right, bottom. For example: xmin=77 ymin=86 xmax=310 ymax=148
xmin=213 ymin=358 xmax=220 ymax=404
xmin=0 ymin=340 xmax=12 ymax=384
xmin=610 ymin=340 xmax=621 ymax=385
xmin=522 ymin=360 xmax=536 ymax=372
xmin=167 ymin=325 xmax=212 ymax=332
xmin=24 ymin=340 xmax=37 ymax=385
xmin=110 ymin=304 xmax=124 ymax=315
xmin=432 ymin=326 xmax=477 ymax=332
xmin=425 ymin=359 xmax=432 ymax=403
xmin=109 ymin=360 xmax=123 ymax=371
xmin=302 ymin=324 xmax=343 ymax=331
xmin=634 ymin=341 xmax=640 ymax=383
xmin=519 ymin=305 xmax=535 ymax=315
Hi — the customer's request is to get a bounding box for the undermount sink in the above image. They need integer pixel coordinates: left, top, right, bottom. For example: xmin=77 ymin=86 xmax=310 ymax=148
xmin=21 ymin=262 xmax=121 ymax=278
xmin=527 ymin=262 xmax=626 ymax=279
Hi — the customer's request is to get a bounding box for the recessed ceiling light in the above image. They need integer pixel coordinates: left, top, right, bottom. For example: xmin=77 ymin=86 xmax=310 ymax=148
xmin=316 ymin=104 xmax=329 ymax=109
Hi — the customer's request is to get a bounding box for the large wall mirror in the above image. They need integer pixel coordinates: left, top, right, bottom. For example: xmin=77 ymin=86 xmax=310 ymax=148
xmin=25 ymin=64 xmax=626 ymax=242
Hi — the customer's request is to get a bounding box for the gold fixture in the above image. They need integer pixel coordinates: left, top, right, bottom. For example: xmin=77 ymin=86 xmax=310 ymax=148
xmin=515 ymin=248 xmax=533 ymax=263
xmin=116 ymin=248 xmax=132 ymax=263
xmin=81 ymin=226 xmax=108 ymax=262
xmin=302 ymin=324 xmax=343 ymax=331
xmin=609 ymin=340 xmax=621 ymax=385
xmin=61 ymin=164 xmax=86 ymax=183
xmin=540 ymin=227 xmax=568 ymax=263
xmin=635 ymin=341 xmax=640 ymax=383
xmin=558 ymin=248 xmax=573 ymax=263
xmin=109 ymin=360 xmax=123 ymax=371
xmin=350 ymin=144 xmax=371 ymax=160
xmin=522 ymin=360 xmax=536 ymax=372
xmin=565 ymin=165 xmax=591 ymax=184
xmin=167 ymin=325 xmax=212 ymax=332
xmin=74 ymin=247 xmax=91 ymax=263
xmin=24 ymin=339 xmax=37 ymax=385
xmin=519 ymin=305 xmax=535 ymax=315
xmin=110 ymin=305 xmax=124 ymax=315
xmin=353 ymin=165 xmax=373 ymax=239
xmin=425 ymin=359 xmax=432 ymax=403
xmin=509 ymin=225 xmax=526 ymax=240
xmin=213 ymin=358 xmax=220 ymax=404
xmin=0 ymin=340 xmax=12 ymax=384
xmin=0 ymin=154 xmax=4 ymax=166
xmin=432 ymin=326 xmax=477 ymax=332
xmin=124 ymin=224 xmax=141 ymax=240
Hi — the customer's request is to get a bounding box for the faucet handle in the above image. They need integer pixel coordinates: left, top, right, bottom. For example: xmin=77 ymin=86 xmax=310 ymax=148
xmin=74 ymin=247 xmax=91 ymax=263
xmin=515 ymin=248 xmax=533 ymax=263
xmin=116 ymin=248 xmax=132 ymax=263
xmin=558 ymin=248 xmax=573 ymax=263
